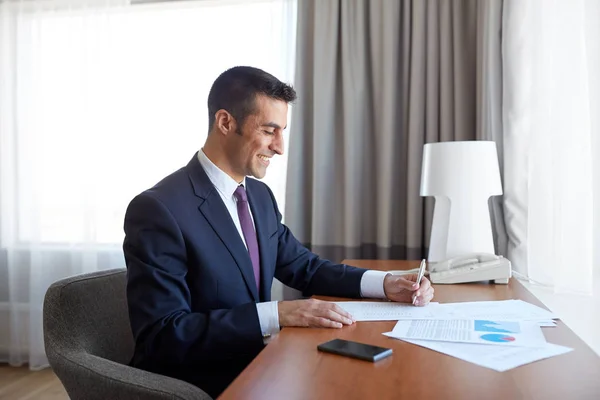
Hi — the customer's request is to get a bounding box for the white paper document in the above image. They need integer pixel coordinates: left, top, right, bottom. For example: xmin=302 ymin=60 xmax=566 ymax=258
xmin=333 ymin=301 xmax=448 ymax=321
xmin=384 ymin=319 xmax=547 ymax=347
xmin=333 ymin=300 xmax=558 ymax=323
xmin=397 ymin=339 xmax=573 ymax=372
xmin=436 ymin=300 xmax=558 ymax=322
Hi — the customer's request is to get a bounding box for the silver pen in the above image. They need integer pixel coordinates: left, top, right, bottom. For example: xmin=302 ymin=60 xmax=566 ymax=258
xmin=412 ymin=259 xmax=427 ymax=305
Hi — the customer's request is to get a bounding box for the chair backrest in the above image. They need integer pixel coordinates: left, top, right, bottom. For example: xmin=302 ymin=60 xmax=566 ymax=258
xmin=44 ymin=269 xmax=212 ymax=400
xmin=44 ymin=269 xmax=134 ymax=364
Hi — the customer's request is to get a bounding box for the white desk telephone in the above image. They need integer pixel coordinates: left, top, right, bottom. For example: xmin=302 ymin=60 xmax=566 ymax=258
xmin=428 ymin=253 xmax=512 ymax=284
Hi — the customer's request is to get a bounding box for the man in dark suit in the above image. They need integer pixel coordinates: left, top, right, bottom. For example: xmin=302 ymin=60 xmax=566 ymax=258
xmin=123 ymin=66 xmax=434 ymax=398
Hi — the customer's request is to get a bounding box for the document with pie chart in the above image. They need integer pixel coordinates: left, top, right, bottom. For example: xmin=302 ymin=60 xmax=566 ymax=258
xmin=384 ymin=319 xmax=547 ymax=348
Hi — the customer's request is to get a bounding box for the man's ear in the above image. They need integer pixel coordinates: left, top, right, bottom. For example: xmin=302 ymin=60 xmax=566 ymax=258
xmin=214 ymin=109 xmax=237 ymax=136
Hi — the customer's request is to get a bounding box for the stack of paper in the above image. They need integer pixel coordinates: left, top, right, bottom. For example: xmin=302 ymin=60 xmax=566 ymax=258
xmin=433 ymin=300 xmax=559 ymax=327
xmin=334 ymin=299 xmax=573 ymax=371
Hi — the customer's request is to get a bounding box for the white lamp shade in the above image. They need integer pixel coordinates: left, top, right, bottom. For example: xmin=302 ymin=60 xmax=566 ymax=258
xmin=421 ymin=141 xmax=502 ymax=198
xmin=420 ymin=141 xmax=503 ymax=262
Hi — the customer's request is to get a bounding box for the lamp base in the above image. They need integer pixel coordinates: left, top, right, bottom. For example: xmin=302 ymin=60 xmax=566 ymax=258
xmin=427 ymin=195 xmax=496 ymax=262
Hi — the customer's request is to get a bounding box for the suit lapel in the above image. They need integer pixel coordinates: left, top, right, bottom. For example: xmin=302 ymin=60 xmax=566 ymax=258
xmin=199 ymin=198 xmax=259 ymax=301
xmin=187 ymin=154 xmax=259 ymax=302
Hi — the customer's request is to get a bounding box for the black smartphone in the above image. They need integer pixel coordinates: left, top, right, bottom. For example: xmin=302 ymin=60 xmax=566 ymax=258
xmin=317 ymin=339 xmax=393 ymax=362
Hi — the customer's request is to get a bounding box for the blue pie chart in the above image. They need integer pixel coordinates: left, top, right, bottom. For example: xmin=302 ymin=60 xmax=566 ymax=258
xmin=481 ymin=333 xmax=516 ymax=343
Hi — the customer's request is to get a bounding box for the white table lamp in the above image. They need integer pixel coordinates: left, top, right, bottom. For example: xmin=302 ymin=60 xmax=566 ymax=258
xmin=420 ymin=141 xmax=503 ymax=262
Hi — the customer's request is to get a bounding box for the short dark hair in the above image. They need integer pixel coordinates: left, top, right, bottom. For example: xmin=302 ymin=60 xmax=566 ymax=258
xmin=207 ymin=66 xmax=297 ymax=132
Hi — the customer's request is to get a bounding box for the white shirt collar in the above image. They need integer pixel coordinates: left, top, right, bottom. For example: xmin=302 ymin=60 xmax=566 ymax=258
xmin=197 ymin=149 xmax=246 ymax=199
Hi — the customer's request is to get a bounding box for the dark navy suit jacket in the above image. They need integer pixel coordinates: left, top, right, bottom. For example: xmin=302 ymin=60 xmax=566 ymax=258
xmin=123 ymin=153 xmax=367 ymax=397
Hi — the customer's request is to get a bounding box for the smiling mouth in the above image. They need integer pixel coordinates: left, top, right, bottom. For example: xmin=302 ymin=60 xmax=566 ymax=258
xmin=258 ymin=155 xmax=271 ymax=165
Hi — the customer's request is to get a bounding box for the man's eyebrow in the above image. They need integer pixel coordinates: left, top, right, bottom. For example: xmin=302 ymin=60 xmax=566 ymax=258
xmin=261 ymin=122 xmax=286 ymax=130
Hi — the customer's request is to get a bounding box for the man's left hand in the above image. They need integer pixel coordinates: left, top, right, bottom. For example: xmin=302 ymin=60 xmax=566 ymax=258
xmin=383 ymin=274 xmax=434 ymax=306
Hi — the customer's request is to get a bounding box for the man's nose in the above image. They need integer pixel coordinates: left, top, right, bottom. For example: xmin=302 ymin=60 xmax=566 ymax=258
xmin=269 ymin=132 xmax=284 ymax=155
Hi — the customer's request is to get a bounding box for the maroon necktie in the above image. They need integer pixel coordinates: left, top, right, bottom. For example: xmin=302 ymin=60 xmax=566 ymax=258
xmin=233 ymin=185 xmax=260 ymax=291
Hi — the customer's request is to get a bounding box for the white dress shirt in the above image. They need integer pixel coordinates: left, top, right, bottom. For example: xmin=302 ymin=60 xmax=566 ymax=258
xmin=197 ymin=149 xmax=388 ymax=338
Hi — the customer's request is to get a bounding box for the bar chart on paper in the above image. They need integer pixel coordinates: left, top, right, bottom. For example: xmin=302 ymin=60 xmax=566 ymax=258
xmin=475 ymin=320 xmax=519 ymax=342
xmin=385 ymin=319 xmax=547 ymax=347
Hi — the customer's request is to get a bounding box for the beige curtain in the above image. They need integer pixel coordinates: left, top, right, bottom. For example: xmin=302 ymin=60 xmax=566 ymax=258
xmin=285 ymin=0 xmax=504 ymax=262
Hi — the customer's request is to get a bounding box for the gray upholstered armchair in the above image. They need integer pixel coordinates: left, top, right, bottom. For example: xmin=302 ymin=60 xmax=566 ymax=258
xmin=43 ymin=268 xmax=211 ymax=400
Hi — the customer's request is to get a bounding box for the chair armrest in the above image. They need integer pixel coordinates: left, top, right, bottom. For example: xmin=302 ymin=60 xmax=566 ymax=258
xmin=50 ymin=350 xmax=212 ymax=400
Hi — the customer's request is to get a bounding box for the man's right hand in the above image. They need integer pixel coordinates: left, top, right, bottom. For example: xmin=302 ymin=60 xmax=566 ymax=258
xmin=277 ymin=299 xmax=355 ymax=328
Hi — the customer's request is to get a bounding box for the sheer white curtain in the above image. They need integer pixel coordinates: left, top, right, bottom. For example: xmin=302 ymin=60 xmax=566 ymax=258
xmin=502 ymin=0 xmax=600 ymax=294
xmin=0 ymin=0 xmax=296 ymax=369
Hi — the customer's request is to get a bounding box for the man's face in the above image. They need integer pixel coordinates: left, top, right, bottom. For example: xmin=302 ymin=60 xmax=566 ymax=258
xmin=225 ymin=95 xmax=288 ymax=181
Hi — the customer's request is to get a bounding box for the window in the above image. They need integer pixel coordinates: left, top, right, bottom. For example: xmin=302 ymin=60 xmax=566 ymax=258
xmin=1 ymin=0 xmax=297 ymax=245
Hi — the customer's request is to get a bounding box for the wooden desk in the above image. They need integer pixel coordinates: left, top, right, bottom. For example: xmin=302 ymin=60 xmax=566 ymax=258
xmin=220 ymin=260 xmax=600 ymax=400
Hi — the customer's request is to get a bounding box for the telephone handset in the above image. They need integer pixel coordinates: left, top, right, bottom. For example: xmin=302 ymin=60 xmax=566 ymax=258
xmin=428 ymin=253 xmax=512 ymax=284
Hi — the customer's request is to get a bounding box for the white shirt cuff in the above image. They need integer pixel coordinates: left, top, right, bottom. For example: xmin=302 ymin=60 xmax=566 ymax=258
xmin=256 ymin=301 xmax=280 ymax=341
xmin=360 ymin=270 xmax=389 ymax=299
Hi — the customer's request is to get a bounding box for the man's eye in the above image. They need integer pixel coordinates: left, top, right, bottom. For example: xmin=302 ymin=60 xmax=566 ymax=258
xmin=264 ymin=130 xmax=275 ymax=135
